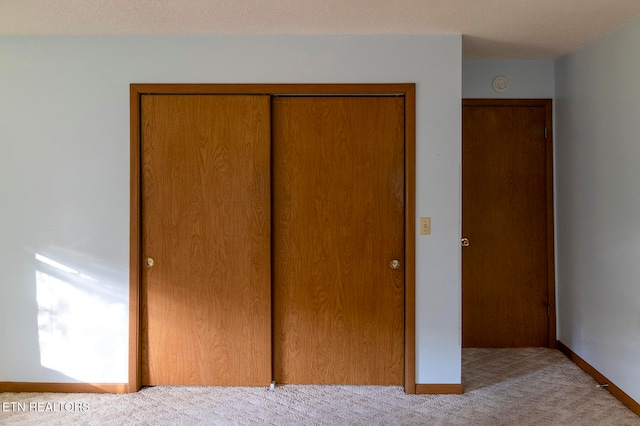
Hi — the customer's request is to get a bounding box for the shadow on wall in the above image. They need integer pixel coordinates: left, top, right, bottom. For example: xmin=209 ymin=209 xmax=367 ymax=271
xmin=31 ymin=247 xmax=128 ymax=383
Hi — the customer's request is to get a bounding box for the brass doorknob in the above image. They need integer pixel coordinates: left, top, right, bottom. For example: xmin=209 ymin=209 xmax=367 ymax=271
xmin=461 ymin=238 xmax=470 ymax=247
xmin=145 ymin=257 xmax=155 ymax=267
xmin=390 ymin=259 xmax=401 ymax=270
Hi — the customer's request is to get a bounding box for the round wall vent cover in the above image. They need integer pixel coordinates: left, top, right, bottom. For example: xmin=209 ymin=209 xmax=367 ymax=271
xmin=492 ymin=76 xmax=509 ymax=93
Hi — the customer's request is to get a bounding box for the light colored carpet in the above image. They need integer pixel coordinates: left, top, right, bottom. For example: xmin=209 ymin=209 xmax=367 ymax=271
xmin=1 ymin=348 xmax=638 ymax=425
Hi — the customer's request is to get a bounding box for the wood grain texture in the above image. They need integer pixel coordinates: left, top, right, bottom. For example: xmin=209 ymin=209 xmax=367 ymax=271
xmin=140 ymin=95 xmax=271 ymax=386
xmin=272 ymin=96 xmax=405 ymax=385
xmin=415 ymin=384 xmax=463 ymax=394
xmin=462 ymin=101 xmax=552 ymax=348
xmin=403 ymin=86 xmax=416 ymax=394
xmin=558 ymin=341 xmax=640 ymax=416
xmin=129 ymin=86 xmax=142 ymax=392
xmin=544 ymin=102 xmax=557 ymax=347
xmin=130 ymin=83 xmax=417 ymax=393
xmin=131 ymin=83 xmax=414 ymax=96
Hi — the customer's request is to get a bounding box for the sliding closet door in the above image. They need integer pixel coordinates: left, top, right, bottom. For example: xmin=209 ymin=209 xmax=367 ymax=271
xmin=140 ymin=95 xmax=271 ymax=386
xmin=272 ymin=97 xmax=405 ymax=385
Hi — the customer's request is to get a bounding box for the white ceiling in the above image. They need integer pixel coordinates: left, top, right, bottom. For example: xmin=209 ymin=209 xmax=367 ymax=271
xmin=1 ymin=0 xmax=639 ymax=59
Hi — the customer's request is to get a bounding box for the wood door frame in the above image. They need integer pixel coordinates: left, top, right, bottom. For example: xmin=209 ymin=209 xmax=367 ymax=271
xmin=129 ymin=83 xmax=417 ymax=393
xmin=462 ymin=98 xmax=556 ymax=348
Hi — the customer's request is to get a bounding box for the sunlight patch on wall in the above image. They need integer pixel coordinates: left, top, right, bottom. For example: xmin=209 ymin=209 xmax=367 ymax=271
xmin=35 ymin=253 xmax=127 ymax=383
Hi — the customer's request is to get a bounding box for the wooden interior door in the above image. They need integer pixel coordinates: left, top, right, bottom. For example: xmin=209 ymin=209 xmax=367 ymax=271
xmin=140 ymin=94 xmax=271 ymax=385
xmin=462 ymin=100 xmax=554 ymax=348
xmin=272 ymin=97 xmax=405 ymax=384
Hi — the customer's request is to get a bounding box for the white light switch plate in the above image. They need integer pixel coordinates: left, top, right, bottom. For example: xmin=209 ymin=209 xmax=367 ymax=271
xmin=420 ymin=217 xmax=431 ymax=235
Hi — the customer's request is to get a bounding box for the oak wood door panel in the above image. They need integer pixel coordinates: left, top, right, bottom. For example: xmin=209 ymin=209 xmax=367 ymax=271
xmin=272 ymin=97 xmax=405 ymax=384
xmin=462 ymin=103 xmax=550 ymax=347
xmin=140 ymin=95 xmax=271 ymax=385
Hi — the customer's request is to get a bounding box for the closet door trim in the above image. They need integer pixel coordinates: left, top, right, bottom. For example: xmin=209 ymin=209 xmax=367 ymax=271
xmin=129 ymin=83 xmax=416 ymax=393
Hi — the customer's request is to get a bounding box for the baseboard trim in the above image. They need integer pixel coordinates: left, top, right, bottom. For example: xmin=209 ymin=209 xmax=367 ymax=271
xmin=0 ymin=382 xmax=127 ymax=394
xmin=415 ymin=384 xmax=463 ymax=394
xmin=1 ymin=380 xmax=461 ymax=395
xmin=558 ymin=341 xmax=640 ymax=416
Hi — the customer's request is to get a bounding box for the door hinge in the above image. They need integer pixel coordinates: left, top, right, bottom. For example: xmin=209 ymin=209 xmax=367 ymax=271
xmin=544 ymin=126 xmax=548 ymax=139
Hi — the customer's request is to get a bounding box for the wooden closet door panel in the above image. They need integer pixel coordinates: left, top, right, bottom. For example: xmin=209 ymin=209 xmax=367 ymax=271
xmin=141 ymin=95 xmax=271 ymax=385
xmin=272 ymin=97 xmax=405 ymax=385
xmin=462 ymin=104 xmax=550 ymax=347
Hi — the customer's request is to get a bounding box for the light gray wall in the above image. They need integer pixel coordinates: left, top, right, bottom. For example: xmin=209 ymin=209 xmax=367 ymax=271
xmin=555 ymin=15 xmax=640 ymax=402
xmin=0 ymin=35 xmax=462 ymax=384
xmin=463 ymin=60 xmax=554 ymax=98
